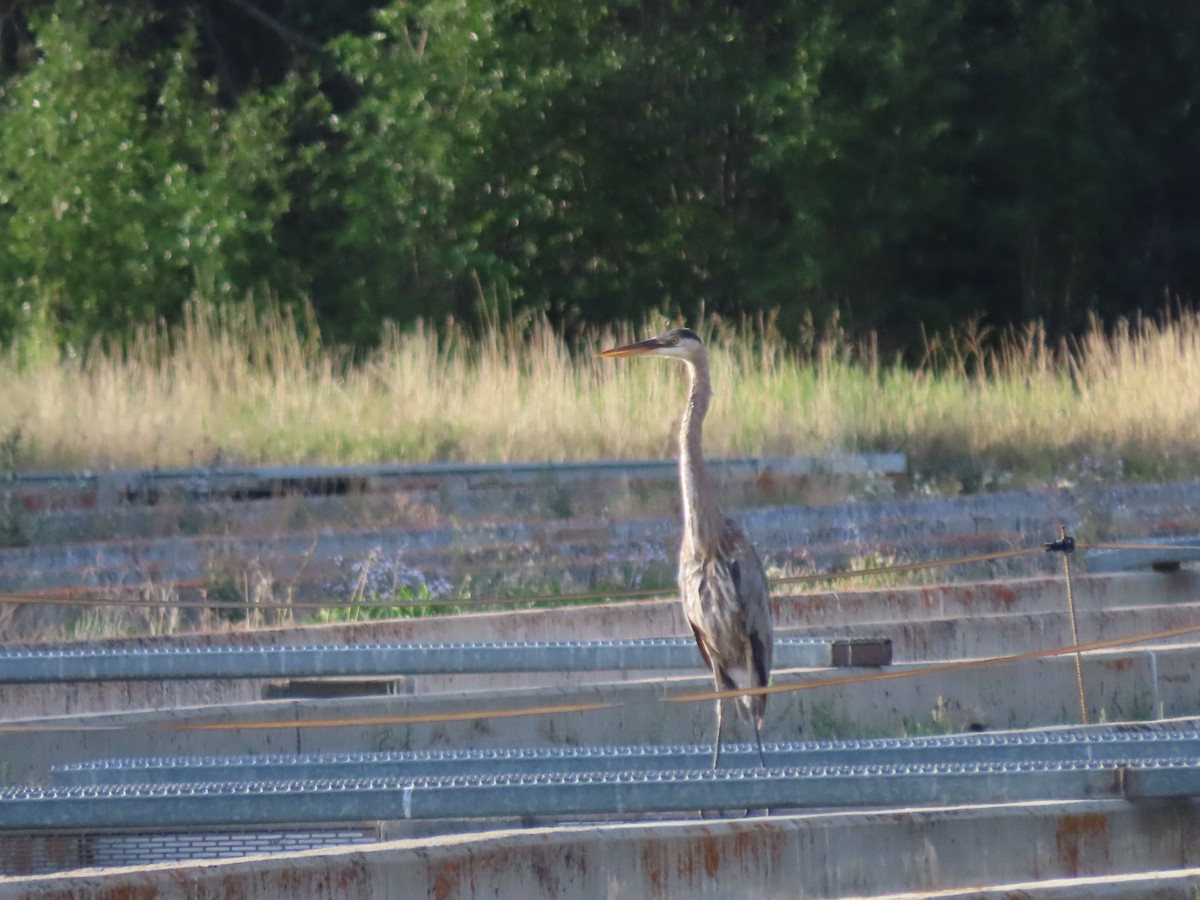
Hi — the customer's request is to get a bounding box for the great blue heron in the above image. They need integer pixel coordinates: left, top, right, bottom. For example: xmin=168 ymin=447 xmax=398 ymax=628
xmin=599 ymin=327 xmax=774 ymax=767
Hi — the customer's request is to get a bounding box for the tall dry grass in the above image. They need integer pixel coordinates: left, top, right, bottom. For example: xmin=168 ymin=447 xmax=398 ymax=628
xmin=2 ymin=302 xmax=1199 ymax=486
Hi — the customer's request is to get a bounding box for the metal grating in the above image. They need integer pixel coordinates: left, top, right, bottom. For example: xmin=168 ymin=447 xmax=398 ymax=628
xmin=50 ymin=721 xmax=1200 ymax=786
xmin=0 ymin=637 xmax=887 ymax=683
xmin=4 ymin=757 xmax=1200 ymax=831
xmin=0 ymin=829 xmax=375 ymax=876
xmin=88 ymin=829 xmax=376 ymax=868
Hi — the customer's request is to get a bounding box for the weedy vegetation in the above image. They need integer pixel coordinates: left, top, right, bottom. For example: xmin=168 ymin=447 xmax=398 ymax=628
xmin=1 ymin=300 xmax=1199 ymax=488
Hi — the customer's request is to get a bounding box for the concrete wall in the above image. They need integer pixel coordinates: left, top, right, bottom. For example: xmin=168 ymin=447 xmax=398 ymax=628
xmin=6 ymin=799 xmax=1200 ymax=899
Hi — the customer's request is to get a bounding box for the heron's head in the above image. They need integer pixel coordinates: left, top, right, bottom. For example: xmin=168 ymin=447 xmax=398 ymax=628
xmin=596 ymin=327 xmax=705 ymax=363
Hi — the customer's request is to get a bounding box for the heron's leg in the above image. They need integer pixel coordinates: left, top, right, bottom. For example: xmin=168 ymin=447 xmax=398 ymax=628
xmin=712 ymin=696 xmax=725 ymax=769
xmin=752 ymin=718 xmax=767 ymax=768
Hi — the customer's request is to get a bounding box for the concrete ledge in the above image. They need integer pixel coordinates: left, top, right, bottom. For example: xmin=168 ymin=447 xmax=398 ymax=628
xmin=5 ymin=799 xmax=1200 ymax=898
xmin=874 ymin=868 xmax=1200 ymax=899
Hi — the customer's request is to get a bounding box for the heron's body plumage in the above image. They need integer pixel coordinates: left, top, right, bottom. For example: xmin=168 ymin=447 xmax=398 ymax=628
xmin=680 ymin=516 xmax=773 ymax=730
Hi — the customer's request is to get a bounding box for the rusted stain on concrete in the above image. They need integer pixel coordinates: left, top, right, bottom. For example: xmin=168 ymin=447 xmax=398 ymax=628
xmin=431 ymin=856 xmax=469 ymax=900
xmin=676 ymin=832 xmax=722 ymax=882
xmin=1055 ymin=811 xmax=1109 ymax=877
xmin=640 ymin=840 xmax=665 ymax=892
xmin=990 ymin=583 xmax=1019 ymax=609
xmin=461 ymin=838 xmax=590 ymax=899
xmin=527 ymin=843 xmax=588 ymax=895
xmin=734 ymin=821 xmax=788 ymax=874
xmin=653 ymin=820 xmax=786 ymax=891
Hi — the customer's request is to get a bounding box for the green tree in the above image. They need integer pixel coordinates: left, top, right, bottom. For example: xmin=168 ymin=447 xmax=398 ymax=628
xmin=3 ymin=0 xmax=1200 ymax=351
xmin=0 ymin=2 xmax=301 ymax=344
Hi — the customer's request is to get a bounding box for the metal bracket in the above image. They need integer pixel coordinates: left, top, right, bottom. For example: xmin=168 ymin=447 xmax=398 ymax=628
xmin=1044 ymin=527 xmax=1076 ymax=554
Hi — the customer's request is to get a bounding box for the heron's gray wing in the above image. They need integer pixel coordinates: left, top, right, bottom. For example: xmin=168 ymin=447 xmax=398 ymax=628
xmin=721 ymin=518 xmax=774 ymax=687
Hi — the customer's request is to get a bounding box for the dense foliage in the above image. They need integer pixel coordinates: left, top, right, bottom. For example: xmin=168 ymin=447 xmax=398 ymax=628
xmin=1 ymin=0 xmax=1198 ymax=350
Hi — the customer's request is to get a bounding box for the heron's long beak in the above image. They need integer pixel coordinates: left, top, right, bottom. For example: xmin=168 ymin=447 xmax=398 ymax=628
xmin=596 ymin=338 xmax=667 ymax=359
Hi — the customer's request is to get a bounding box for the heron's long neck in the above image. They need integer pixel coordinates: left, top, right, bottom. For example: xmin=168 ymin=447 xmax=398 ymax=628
xmin=679 ymin=356 xmax=724 ymax=554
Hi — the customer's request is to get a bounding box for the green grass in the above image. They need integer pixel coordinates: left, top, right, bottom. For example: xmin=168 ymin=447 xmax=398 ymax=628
xmin=1 ymin=301 xmax=1200 ymax=489
xmin=308 ymin=584 xmax=447 ymax=624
